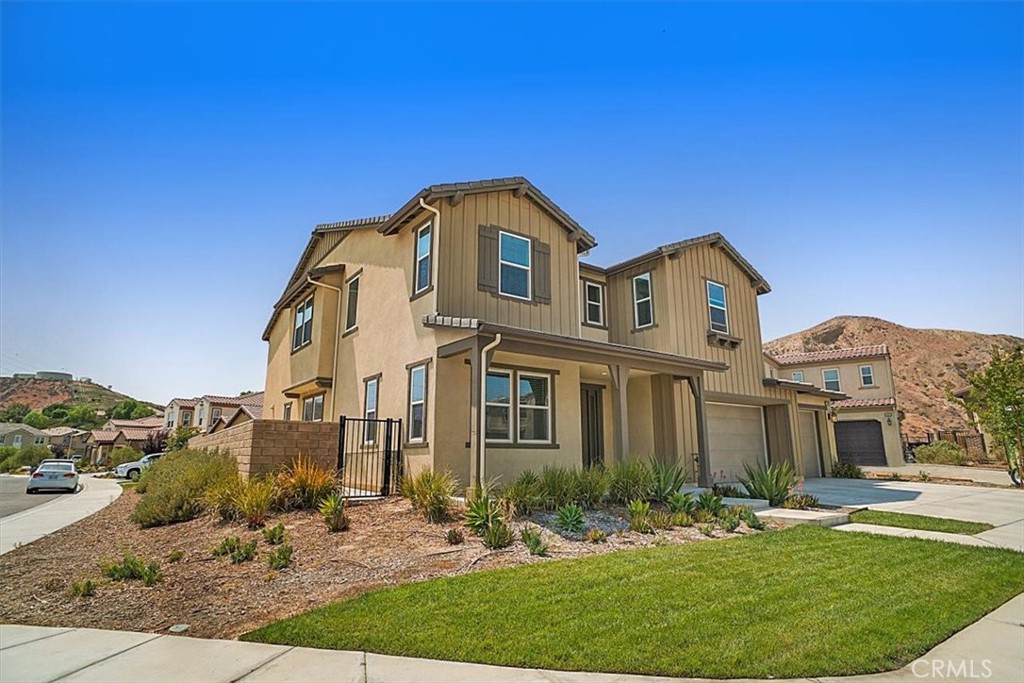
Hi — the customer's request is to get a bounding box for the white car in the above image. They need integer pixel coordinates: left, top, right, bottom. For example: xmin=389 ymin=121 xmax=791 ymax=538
xmin=114 ymin=452 xmax=163 ymax=481
xmin=26 ymin=461 xmax=79 ymax=494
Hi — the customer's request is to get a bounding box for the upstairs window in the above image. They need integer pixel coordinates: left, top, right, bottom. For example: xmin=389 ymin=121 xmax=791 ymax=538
xmin=408 ymin=364 xmax=427 ymax=442
xmin=823 ymin=368 xmax=841 ymax=392
xmin=707 ymin=281 xmax=729 ymax=334
xmin=632 ymin=272 xmax=653 ymax=328
xmin=302 ymin=395 xmax=324 ymax=422
xmin=283 ymin=403 xmax=292 ymax=421
xmin=212 ymin=407 xmax=222 ymax=421
xmin=498 ymin=231 xmax=531 ymax=300
xmin=181 ymin=411 xmax=192 ymax=427
xmin=584 ymin=281 xmax=604 ymax=326
xmin=363 ymin=377 xmax=379 ymax=443
xmin=345 ymin=275 xmax=360 ymax=332
xmin=414 ymin=223 xmax=433 ymax=295
xmin=292 ymin=295 xmax=314 ymax=351
xmin=860 ymin=365 xmax=875 ymax=387
xmin=791 ymin=371 xmax=804 ymax=383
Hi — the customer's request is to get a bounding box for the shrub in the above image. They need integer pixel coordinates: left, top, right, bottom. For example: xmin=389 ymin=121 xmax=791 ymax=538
xmin=501 ymin=470 xmax=544 ymax=516
xmin=608 ymin=459 xmax=654 ymax=504
xmin=131 ymin=449 xmax=238 ymax=528
xmin=666 ymin=491 xmax=696 ymax=515
xmin=213 ymin=537 xmax=242 ymax=558
xmin=711 ymin=483 xmax=747 ymax=498
xmin=203 ymin=474 xmax=243 ymax=521
xmin=520 ymin=526 xmax=548 ymax=556
xmin=466 ymin=492 xmax=501 ymax=536
xmin=573 ymin=467 xmax=609 ymax=508
xmin=627 ymin=499 xmax=651 ymax=533
xmin=402 ymin=469 xmax=456 ymax=522
xmin=214 ymin=537 xmax=258 ymax=564
xmin=693 ymin=508 xmax=715 ymax=524
xmin=649 ymin=510 xmax=672 ymax=530
xmin=234 ymin=477 xmax=276 ymax=528
xmin=446 ymin=528 xmax=465 ymax=545
xmin=109 ymin=446 xmax=143 ymax=469
xmin=738 ymin=506 xmax=766 ymax=530
xmin=167 ymin=550 xmax=184 ymax=563
xmin=649 ymin=457 xmax=688 ymax=502
xmin=276 ymin=456 xmax=337 ymax=510
xmin=482 ymin=520 xmax=514 ymax=549
xmin=832 ymin=461 xmax=864 ymax=479
xmin=262 ymin=523 xmax=286 ymax=545
xmin=164 ymin=426 xmax=200 ymax=452
xmin=782 ymin=493 xmax=820 ymax=510
xmin=102 ymin=554 xmax=163 ymax=586
xmin=69 ymin=579 xmax=97 ymax=597
xmin=738 ymin=462 xmax=796 ymax=506
xmin=555 ymin=503 xmax=585 ymax=533
xmin=696 ymin=490 xmax=725 ymax=517
xmin=0 ymin=445 xmax=51 ymax=473
xmin=719 ymin=511 xmax=741 ymax=533
xmin=914 ymin=441 xmax=968 ymax=466
xmin=671 ymin=511 xmax=693 ymax=527
xmin=318 ymin=493 xmax=349 ymax=532
xmin=584 ymin=527 xmax=607 ymax=543
xmin=698 ymin=523 xmax=715 ymax=537
xmin=267 ymin=544 xmax=294 ymax=570
xmin=539 ymin=466 xmax=579 ymax=509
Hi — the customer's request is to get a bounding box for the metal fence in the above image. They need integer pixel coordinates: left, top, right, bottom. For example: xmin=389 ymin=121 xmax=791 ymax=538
xmin=337 ymin=416 xmax=403 ymax=498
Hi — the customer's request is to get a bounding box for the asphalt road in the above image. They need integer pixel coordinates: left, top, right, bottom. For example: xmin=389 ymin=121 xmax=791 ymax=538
xmin=0 ymin=475 xmax=69 ymax=518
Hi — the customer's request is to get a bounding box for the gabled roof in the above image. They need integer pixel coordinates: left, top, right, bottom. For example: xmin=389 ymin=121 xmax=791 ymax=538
xmin=770 ymin=345 xmax=889 ymax=366
xmin=169 ymin=398 xmax=198 ymax=408
xmin=42 ymin=426 xmax=87 ymax=437
xmin=119 ymin=427 xmax=160 ymax=441
xmin=376 ymin=177 xmax=597 ymax=251
xmin=586 ymin=232 xmax=771 ymax=295
xmin=200 ymin=392 xmax=264 ymax=408
xmin=105 ymin=416 xmax=165 ymax=429
xmin=88 ymin=430 xmax=119 ymax=444
xmin=0 ymin=423 xmax=48 ymax=437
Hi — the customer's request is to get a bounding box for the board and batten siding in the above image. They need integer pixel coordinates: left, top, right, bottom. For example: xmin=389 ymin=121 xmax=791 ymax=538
xmin=437 ymin=191 xmax=581 ymax=337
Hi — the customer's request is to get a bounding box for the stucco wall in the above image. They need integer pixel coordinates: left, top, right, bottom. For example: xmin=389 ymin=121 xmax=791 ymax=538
xmin=835 ymin=409 xmax=904 ymax=467
xmin=189 ymin=419 xmax=340 ymax=479
xmin=780 ymin=357 xmax=896 ymax=400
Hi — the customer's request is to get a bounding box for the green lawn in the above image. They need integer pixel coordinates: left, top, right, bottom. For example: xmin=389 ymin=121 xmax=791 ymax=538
xmin=850 ymin=509 xmax=994 ymax=535
xmin=243 ymin=526 xmax=1024 ymax=679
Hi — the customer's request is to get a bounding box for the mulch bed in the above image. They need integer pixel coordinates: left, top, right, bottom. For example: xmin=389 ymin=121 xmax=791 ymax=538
xmin=0 ymin=491 xmax=758 ymax=639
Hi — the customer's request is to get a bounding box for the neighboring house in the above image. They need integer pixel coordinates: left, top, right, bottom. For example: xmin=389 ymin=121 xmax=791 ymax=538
xmin=765 ymin=345 xmax=902 ymax=467
xmin=164 ymin=398 xmax=198 ymax=430
xmin=0 ymin=423 xmax=49 ymax=449
xmin=259 ymin=177 xmax=846 ymax=487
xmin=101 ymin=416 xmax=165 ymax=432
xmin=210 ymin=405 xmax=264 ymax=433
xmin=85 ymin=429 xmax=119 ymax=464
xmin=193 ymin=392 xmax=265 ymax=432
xmin=42 ymin=426 xmax=90 ymax=455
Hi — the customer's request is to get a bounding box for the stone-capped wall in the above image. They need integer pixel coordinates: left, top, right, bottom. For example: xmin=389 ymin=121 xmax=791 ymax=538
xmin=189 ymin=419 xmax=339 ymax=478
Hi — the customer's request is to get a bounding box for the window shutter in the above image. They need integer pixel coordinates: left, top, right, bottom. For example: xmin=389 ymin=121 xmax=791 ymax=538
xmin=477 ymin=225 xmax=499 ymax=293
xmin=533 ymin=240 xmax=551 ymax=304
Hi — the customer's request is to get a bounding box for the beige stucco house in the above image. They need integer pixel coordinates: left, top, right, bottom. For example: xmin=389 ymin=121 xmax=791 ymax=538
xmin=42 ymin=426 xmax=90 ymax=456
xmin=0 ymin=423 xmax=49 ymax=449
xmin=261 ymin=177 xmax=845 ymax=488
xmin=764 ymin=345 xmax=903 ymax=467
xmin=164 ymin=398 xmax=197 ymax=431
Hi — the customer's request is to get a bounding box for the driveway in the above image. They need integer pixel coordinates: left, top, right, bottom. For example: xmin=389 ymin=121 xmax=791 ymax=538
xmin=0 ymin=475 xmax=69 ymax=518
xmin=803 ymin=478 xmax=1024 ymax=551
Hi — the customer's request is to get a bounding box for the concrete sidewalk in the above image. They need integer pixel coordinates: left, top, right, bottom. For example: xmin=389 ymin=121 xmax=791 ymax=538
xmin=1 ymin=594 xmax=1021 ymax=683
xmin=0 ymin=474 xmax=122 ymax=555
xmin=863 ymin=464 xmax=1014 ymax=487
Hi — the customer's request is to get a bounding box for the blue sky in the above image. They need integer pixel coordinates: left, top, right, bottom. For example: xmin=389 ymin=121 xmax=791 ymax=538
xmin=2 ymin=2 xmax=1021 ymax=404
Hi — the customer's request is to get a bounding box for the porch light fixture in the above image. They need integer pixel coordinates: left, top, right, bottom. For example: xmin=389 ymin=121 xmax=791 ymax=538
xmin=884 ymin=412 xmax=894 ymax=426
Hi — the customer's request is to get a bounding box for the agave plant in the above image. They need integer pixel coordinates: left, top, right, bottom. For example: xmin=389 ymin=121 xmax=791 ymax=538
xmin=666 ymin=491 xmax=696 ymax=515
xmin=648 ymin=456 xmax=688 ymax=502
xmin=738 ymin=462 xmax=797 ymax=506
xmin=318 ymin=492 xmax=349 ymax=532
xmin=465 ymin=494 xmax=501 ymax=536
xmin=695 ymin=490 xmax=725 ymax=517
xmin=555 ymin=502 xmax=585 ymax=533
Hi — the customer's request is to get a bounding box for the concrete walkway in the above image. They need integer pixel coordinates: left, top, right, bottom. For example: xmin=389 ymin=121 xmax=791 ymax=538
xmin=0 ymin=474 xmax=122 ymax=555
xmin=863 ymin=464 xmax=1014 ymax=487
xmin=1 ymin=594 xmax=1020 ymax=682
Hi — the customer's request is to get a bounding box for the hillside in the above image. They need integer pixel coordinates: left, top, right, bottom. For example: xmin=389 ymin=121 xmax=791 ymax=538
xmin=0 ymin=377 xmax=157 ymax=415
xmin=764 ymin=316 xmax=1023 ymax=438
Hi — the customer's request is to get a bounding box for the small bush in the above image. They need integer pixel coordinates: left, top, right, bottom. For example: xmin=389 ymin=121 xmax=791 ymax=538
xmin=584 ymin=527 xmax=607 ymax=543
xmin=914 ymin=441 xmax=968 ymax=466
xmin=131 ymin=449 xmax=238 ymax=528
xmin=608 ymin=459 xmax=654 ymax=504
xmin=739 ymin=462 xmax=796 ymax=506
xmin=782 ymin=493 xmax=820 ymax=510
xmin=167 ymin=550 xmax=184 ymax=563
xmin=213 ymin=536 xmax=242 ymax=558
xmin=262 ymin=523 xmax=286 ymax=545
xmin=539 ymin=466 xmax=579 ymax=509
xmin=276 ymin=456 xmax=338 ymax=510
xmin=719 ymin=510 xmax=741 ymax=532
xmin=832 ymin=461 xmax=864 ymax=479
xmin=649 ymin=510 xmax=672 ymax=530
xmin=555 ymin=503 xmax=585 ymax=533
xmin=234 ymin=477 xmax=276 ymax=528
xmin=203 ymin=474 xmax=243 ymax=522
xmin=693 ymin=508 xmax=715 ymax=524
xmin=482 ymin=520 xmax=514 ymax=549
xmin=696 ymin=490 xmax=725 ymax=517
xmin=466 ymin=493 xmax=501 ymax=536
xmin=267 ymin=544 xmax=293 ymax=570
xmin=671 ymin=511 xmax=693 ymax=527
xmin=627 ymin=499 xmax=651 ymax=533
xmin=402 ymin=469 xmax=456 ymax=523
xmin=520 ymin=526 xmax=548 ymax=556
xmin=501 ymin=470 xmax=544 ymax=516
xmin=109 ymin=446 xmax=143 ymax=469
xmin=573 ymin=467 xmax=609 ymax=509
xmin=711 ymin=483 xmax=747 ymax=498
xmin=69 ymin=579 xmax=97 ymax=597
xmin=213 ymin=536 xmax=259 ymax=562
xmin=666 ymin=491 xmax=696 ymax=515
xmin=649 ymin=457 xmax=688 ymax=502
xmin=698 ymin=523 xmax=715 ymax=537
xmin=446 ymin=528 xmax=465 ymax=545
xmin=102 ymin=554 xmax=162 ymax=586
xmin=738 ymin=507 xmax=766 ymax=530
xmin=319 ymin=493 xmax=349 ymax=532
xmin=0 ymin=444 xmax=51 ymax=473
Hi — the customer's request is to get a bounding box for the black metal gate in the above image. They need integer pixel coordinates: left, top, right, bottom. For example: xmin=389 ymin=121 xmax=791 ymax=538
xmin=337 ymin=416 xmax=403 ymax=498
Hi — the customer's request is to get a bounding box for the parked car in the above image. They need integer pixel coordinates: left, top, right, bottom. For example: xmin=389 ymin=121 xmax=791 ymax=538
xmin=26 ymin=461 xmax=79 ymax=494
xmin=114 ymin=452 xmax=164 ymax=481
xmin=29 ymin=458 xmax=72 ymax=474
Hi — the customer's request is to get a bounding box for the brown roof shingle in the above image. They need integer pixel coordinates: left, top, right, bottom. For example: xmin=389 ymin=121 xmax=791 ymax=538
xmin=770 ymin=345 xmax=889 ymax=366
xmin=833 ymin=397 xmax=896 ymax=409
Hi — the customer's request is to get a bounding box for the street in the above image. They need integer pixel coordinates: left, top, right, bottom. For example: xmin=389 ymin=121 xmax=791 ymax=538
xmin=0 ymin=475 xmax=69 ymax=519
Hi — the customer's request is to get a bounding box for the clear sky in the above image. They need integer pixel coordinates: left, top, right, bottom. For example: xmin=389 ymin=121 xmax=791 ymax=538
xmin=2 ymin=2 xmax=1022 ymax=405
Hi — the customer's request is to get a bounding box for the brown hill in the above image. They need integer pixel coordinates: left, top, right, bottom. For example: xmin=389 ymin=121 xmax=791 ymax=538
xmin=0 ymin=377 xmax=155 ymax=415
xmin=764 ymin=316 xmax=1023 ymax=438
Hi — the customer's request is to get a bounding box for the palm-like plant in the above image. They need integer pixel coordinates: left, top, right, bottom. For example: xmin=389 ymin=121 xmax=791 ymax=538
xmin=738 ymin=462 xmax=796 ymax=506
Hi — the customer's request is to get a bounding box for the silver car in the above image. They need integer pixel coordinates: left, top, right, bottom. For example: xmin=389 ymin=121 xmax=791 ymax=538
xmin=26 ymin=461 xmax=79 ymax=494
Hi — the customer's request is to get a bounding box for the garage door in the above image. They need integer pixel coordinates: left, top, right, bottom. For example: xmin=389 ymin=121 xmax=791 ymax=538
xmin=834 ymin=420 xmax=886 ymax=466
xmin=798 ymin=410 xmax=822 ymax=477
xmin=707 ymin=403 xmax=766 ymax=482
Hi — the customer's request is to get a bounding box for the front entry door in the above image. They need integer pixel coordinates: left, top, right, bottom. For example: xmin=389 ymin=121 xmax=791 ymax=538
xmin=580 ymin=384 xmax=604 ymax=468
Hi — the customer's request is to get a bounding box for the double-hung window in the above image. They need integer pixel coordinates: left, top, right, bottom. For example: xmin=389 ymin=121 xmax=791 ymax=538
xmin=345 ymin=275 xmax=360 ymax=332
xmin=292 ymin=295 xmax=314 ymax=350
xmin=485 ymin=369 xmax=552 ymax=444
xmin=212 ymin=408 xmax=222 ymax=421
xmin=414 ymin=223 xmax=432 ymax=295
xmin=363 ymin=377 xmax=378 ymax=443
xmin=181 ymin=411 xmax=192 ymax=426
xmin=302 ymin=395 xmax=324 ymax=422
xmin=860 ymin=365 xmax=875 ymax=387
xmin=518 ymin=373 xmax=551 ymax=443
xmin=822 ymin=369 xmax=841 ymax=392
xmin=791 ymin=371 xmax=804 ymax=383
xmin=34 ymin=436 xmax=45 ymax=445
xmin=707 ymin=281 xmax=729 ymax=334
xmin=408 ymin=365 xmax=427 ymax=442
xmin=283 ymin=403 xmax=292 ymax=421
xmin=12 ymin=435 xmax=22 ymax=448
xmin=632 ymin=272 xmax=653 ymax=328
xmin=584 ymin=281 xmax=604 ymax=326
xmin=498 ymin=231 xmax=531 ymax=300
xmin=485 ymin=371 xmax=513 ymax=442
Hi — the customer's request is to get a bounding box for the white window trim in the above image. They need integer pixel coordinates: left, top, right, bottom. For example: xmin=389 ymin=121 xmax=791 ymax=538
xmin=859 ymin=365 xmax=875 ymax=387
xmin=498 ymin=231 xmax=532 ymax=301
xmin=822 ymin=368 xmax=842 ymax=392
xmin=791 ymin=371 xmax=804 ymax=382
xmin=632 ymin=272 xmax=654 ymax=329
xmin=707 ymin=280 xmax=729 ymax=334
xmin=345 ymin=275 xmax=360 ymax=332
xmin=517 ymin=371 xmax=552 ymax=444
xmin=283 ymin=403 xmax=292 ymax=421
xmin=584 ymin=281 xmax=604 ymax=326
xmin=484 ymin=370 xmax=514 ymax=443
xmin=292 ymin=294 xmax=314 ymax=351
xmin=302 ymin=395 xmax=324 ymax=423
xmin=414 ymin=222 xmax=432 ymax=294
xmin=12 ymin=435 xmax=22 ymax=447
xmin=363 ymin=378 xmax=379 ymax=444
xmin=408 ymin=364 xmax=427 ymax=443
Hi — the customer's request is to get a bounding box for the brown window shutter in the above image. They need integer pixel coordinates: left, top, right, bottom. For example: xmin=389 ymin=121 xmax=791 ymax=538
xmin=477 ymin=225 xmax=499 ymax=293
xmin=533 ymin=240 xmax=551 ymax=304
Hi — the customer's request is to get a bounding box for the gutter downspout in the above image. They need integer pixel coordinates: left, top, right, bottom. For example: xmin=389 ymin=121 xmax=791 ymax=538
xmin=307 ymin=275 xmax=343 ymax=420
xmin=477 ymin=333 xmax=502 ymax=489
xmin=418 ymin=198 xmax=441 ymax=315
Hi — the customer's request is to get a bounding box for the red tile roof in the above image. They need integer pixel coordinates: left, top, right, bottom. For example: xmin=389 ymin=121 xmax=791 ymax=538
xmin=771 ymin=345 xmax=889 ymax=366
xmin=119 ymin=427 xmax=160 ymax=441
xmin=202 ymin=391 xmax=265 ymax=407
xmin=106 ymin=417 xmax=165 ymax=429
xmin=833 ymin=397 xmax=896 ymax=409
xmin=171 ymin=398 xmax=198 ymax=408
xmin=89 ymin=430 xmax=119 ymax=443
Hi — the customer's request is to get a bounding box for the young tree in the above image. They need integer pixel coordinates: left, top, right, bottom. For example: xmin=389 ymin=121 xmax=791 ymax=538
xmin=111 ymin=399 xmax=154 ymax=420
xmin=0 ymin=403 xmax=31 ymax=423
xmin=142 ymin=430 xmax=169 ymax=454
xmin=42 ymin=404 xmax=70 ymax=421
xmin=22 ymin=410 xmax=53 ymax=430
xmin=165 ymin=426 xmax=200 ymax=451
xmin=958 ymin=346 xmax=1024 ymax=475
xmin=63 ymin=404 xmax=102 ymax=430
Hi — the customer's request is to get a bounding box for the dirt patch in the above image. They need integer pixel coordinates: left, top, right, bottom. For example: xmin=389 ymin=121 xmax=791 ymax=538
xmin=0 ymin=492 xmax=761 ymax=639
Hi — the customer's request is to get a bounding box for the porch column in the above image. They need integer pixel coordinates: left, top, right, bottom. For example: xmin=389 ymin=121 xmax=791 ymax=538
xmin=686 ymin=375 xmax=711 ymax=487
xmin=608 ymin=364 xmax=630 ymax=463
xmin=651 ymin=374 xmax=680 ymax=463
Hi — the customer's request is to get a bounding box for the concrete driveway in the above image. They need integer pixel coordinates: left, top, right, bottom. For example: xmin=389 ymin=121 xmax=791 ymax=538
xmin=802 ymin=478 xmax=1024 ymax=552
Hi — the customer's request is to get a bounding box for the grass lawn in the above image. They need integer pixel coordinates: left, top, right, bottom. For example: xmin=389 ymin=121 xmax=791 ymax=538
xmin=850 ymin=509 xmax=994 ymax=535
xmin=243 ymin=526 xmax=1024 ymax=679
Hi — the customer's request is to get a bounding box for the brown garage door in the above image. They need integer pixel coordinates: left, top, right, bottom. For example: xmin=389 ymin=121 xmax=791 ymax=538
xmin=835 ymin=420 xmax=886 ymax=466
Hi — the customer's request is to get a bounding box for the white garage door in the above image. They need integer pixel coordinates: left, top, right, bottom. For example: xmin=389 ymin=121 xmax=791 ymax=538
xmin=707 ymin=403 xmax=766 ymax=482
xmin=799 ymin=410 xmax=821 ymax=478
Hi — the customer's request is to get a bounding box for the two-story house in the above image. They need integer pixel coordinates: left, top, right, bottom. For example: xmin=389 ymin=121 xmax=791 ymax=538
xmin=261 ymin=177 xmax=845 ymax=488
xmin=765 ymin=345 xmax=902 ymax=467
